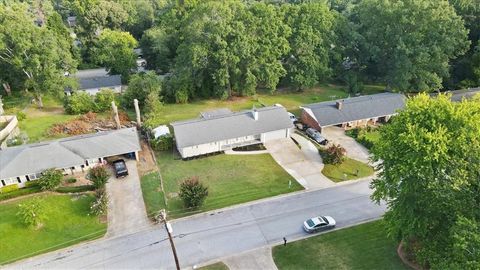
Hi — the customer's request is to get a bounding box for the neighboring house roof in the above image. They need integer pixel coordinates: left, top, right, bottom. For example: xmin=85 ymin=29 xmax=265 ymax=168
xmin=152 ymin=125 xmax=170 ymax=139
xmin=171 ymin=105 xmax=293 ymax=148
xmin=78 ymin=75 xmax=122 ymax=90
xmin=75 ymin=68 xmax=109 ymax=78
xmin=442 ymin=88 xmax=480 ymax=102
xmin=303 ymin=93 xmax=406 ymax=127
xmin=0 ymin=128 xmax=141 ymax=179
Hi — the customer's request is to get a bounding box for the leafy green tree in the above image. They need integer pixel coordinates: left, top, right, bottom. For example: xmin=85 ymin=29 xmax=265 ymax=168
xmin=140 ymin=26 xmax=177 ymax=73
xmin=0 ymin=3 xmax=77 ymax=107
xmin=282 ymin=2 xmax=337 ymax=89
xmin=122 ymin=71 xmax=162 ymax=109
xmin=92 ymin=29 xmax=138 ymax=79
xmin=95 ymin=88 xmax=116 ymax=112
xmin=371 ymin=94 xmax=480 ymax=268
xmin=64 ymin=92 xmax=97 ymax=114
xmin=17 ymin=198 xmax=46 ymax=228
xmin=38 ymin=168 xmax=63 ymax=191
xmin=87 ymin=165 xmax=110 ymax=189
xmin=179 ymin=176 xmax=209 ymax=209
xmin=353 ymin=0 xmax=469 ymax=92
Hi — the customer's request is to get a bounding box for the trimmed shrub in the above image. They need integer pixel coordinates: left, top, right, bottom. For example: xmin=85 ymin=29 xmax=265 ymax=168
xmin=322 ymin=144 xmax=346 ymax=165
xmin=0 ymin=184 xmax=19 ymax=193
xmin=90 ymin=189 xmax=108 ymax=216
xmin=95 ymin=88 xmax=116 ymax=112
xmin=66 ymin=177 xmax=77 ymax=183
xmin=179 ymin=177 xmax=209 ymax=209
xmin=25 ymin=181 xmax=40 ymax=188
xmin=37 ymin=169 xmax=63 ymax=191
xmin=64 ymin=92 xmax=97 ymax=114
xmin=17 ymin=198 xmax=46 ymax=228
xmin=87 ymin=166 xmax=110 ymax=189
xmin=16 ymin=111 xmax=27 ymax=121
xmin=56 ymin=185 xmax=95 ymax=193
xmin=0 ymin=185 xmax=42 ymax=201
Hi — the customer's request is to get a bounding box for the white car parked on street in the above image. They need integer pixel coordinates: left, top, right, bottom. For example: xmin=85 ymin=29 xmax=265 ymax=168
xmin=303 ymin=215 xmax=336 ymax=233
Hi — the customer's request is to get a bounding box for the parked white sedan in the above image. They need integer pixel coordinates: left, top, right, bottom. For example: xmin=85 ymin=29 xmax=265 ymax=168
xmin=303 ymin=216 xmax=336 ymax=233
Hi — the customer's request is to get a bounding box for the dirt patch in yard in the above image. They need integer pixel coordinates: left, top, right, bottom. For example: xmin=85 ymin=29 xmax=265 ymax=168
xmin=137 ymin=140 xmax=158 ymax=176
xmin=47 ymin=111 xmax=134 ymax=137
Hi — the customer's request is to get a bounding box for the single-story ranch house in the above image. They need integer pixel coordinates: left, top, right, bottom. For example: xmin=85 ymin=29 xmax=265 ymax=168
xmin=301 ymin=92 xmax=406 ymax=132
xmin=65 ymin=68 xmax=123 ymax=96
xmin=0 ymin=128 xmax=140 ymax=189
xmin=171 ymin=105 xmax=293 ymax=159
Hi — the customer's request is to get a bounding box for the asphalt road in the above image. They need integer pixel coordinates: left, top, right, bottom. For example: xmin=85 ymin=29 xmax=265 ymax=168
xmin=9 ymin=179 xmax=385 ymax=270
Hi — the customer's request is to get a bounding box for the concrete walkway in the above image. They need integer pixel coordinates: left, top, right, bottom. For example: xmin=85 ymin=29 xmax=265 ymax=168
xmin=105 ymin=160 xmax=153 ymax=238
xmin=265 ymin=137 xmax=334 ymax=190
xmin=223 ymin=247 xmax=278 ymax=270
xmin=322 ymin=127 xmax=371 ymax=164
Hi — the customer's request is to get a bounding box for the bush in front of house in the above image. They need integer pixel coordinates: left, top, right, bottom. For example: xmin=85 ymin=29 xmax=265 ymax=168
xmin=38 ymin=169 xmax=63 ymax=191
xmin=90 ymin=189 xmax=108 ymax=216
xmin=151 ymin=134 xmax=173 ymax=151
xmin=17 ymin=198 xmax=46 ymax=228
xmin=322 ymin=144 xmax=346 ymax=165
xmin=87 ymin=165 xmax=110 ymax=189
xmin=64 ymin=92 xmax=97 ymax=114
xmin=56 ymin=185 xmax=95 ymax=193
xmin=0 ymin=183 xmax=19 ymax=193
xmin=179 ymin=176 xmax=209 ymax=209
xmin=95 ymin=88 xmax=116 ymax=112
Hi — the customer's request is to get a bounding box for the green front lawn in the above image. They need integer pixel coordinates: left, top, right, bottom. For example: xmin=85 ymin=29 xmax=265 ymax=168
xmin=140 ymin=172 xmax=166 ymax=218
xmin=273 ymin=221 xmax=409 ymax=270
xmin=321 ymin=157 xmax=374 ymax=182
xmin=150 ymin=152 xmax=303 ymax=218
xmin=0 ymin=194 xmax=107 ymax=265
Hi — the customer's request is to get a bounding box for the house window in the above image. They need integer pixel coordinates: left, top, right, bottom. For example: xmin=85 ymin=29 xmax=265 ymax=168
xmin=29 ymin=174 xmax=37 ymax=180
xmin=85 ymin=160 xmax=89 ymax=166
xmin=17 ymin=177 xmax=21 ymax=184
xmin=1 ymin=180 xmax=5 ymax=186
xmin=26 ymin=175 xmax=30 ymax=181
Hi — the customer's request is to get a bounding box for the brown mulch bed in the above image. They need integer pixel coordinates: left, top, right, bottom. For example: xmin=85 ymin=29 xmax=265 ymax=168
xmin=397 ymin=240 xmax=424 ymax=270
xmin=48 ymin=111 xmax=134 ymax=137
xmin=137 ymin=140 xmax=158 ymax=176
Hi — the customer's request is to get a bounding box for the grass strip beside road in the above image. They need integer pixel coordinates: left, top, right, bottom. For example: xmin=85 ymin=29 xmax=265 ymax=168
xmin=0 ymin=194 xmax=107 ymax=264
xmin=321 ymin=157 xmax=375 ymax=182
xmin=199 ymin=262 xmax=229 ymax=270
xmin=273 ymin=220 xmax=409 ymax=270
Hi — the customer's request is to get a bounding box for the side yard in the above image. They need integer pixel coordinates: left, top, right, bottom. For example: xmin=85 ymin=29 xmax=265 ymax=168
xmin=141 ymin=152 xmax=303 ymax=218
xmin=0 ymin=194 xmax=107 ymax=265
xmin=272 ymin=221 xmax=409 ymax=270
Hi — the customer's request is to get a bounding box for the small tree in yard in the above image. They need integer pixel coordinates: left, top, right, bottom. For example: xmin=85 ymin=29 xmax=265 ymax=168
xmin=323 ymin=144 xmax=346 ymax=165
xmin=17 ymin=198 xmax=46 ymax=228
xmin=87 ymin=166 xmax=110 ymax=189
xmin=38 ymin=169 xmax=63 ymax=191
xmin=90 ymin=189 xmax=108 ymax=216
xmin=179 ymin=177 xmax=209 ymax=209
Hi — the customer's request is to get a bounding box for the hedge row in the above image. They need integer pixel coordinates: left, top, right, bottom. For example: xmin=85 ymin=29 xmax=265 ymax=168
xmin=55 ymin=185 xmax=96 ymax=193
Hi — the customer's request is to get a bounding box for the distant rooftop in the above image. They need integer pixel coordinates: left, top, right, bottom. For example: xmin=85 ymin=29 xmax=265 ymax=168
xmin=78 ymin=75 xmax=122 ymax=90
xmin=441 ymin=87 xmax=480 ymax=102
xmin=303 ymin=92 xmax=406 ymax=127
xmin=74 ymin=68 xmax=109 ymax=78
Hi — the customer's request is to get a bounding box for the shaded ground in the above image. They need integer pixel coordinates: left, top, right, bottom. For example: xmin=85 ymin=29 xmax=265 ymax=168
xmin=106 ymin=160 xmax=152 ymax=238
xmin=272 ymin=221 xmax=409 ymax=270
xmin=0 ymin=194 xmax=106 ymax=265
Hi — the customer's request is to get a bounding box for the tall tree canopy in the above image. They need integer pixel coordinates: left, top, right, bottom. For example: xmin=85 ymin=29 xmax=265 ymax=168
xmin=371 ymin=94 xmax=480 ymax=269
xmin=92 ymin=29 xmax=137 ymax=79
xmin=0 ymin=3 xmax=76 ymax=106
xmin=353 ymin=0 xmax=469 ymax=92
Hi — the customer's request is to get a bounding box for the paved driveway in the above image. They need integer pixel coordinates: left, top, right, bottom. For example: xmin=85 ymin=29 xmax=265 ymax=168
xmin=265 ymin=136 xmax=334 ymax=190
xmin=105 ymin=160 xmax=153 ymax=238
xmin=322 ymin=127 xmax=371 ymax=164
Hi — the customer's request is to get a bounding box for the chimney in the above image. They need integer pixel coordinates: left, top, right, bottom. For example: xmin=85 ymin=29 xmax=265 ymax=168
xmin=336 ymin=100 xmax=343 ymax=110
xmin=252 ymin=108 xmax=258 ymax=121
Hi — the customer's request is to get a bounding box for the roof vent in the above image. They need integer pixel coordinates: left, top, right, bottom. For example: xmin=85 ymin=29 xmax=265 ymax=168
xmin=336 ymin=100 xmax=343 ymax=110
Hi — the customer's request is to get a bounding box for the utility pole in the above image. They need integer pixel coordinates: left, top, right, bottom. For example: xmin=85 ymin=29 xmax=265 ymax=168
xmin=157 ymin=210 xmax=180 ymax=270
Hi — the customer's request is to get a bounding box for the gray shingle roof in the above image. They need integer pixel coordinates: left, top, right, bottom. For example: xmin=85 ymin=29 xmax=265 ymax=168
xmin=78 ymin=75 xmax=122 ymax=90
xmin=0 ymin=128 xmax=140 ymax=179
xmin=171 ymin=105 xmax=293 ymax=148
xmin=443 ymin=88 xmax=480 ymax=102
xmin=303 ymin=93 xmax=406 ymax=127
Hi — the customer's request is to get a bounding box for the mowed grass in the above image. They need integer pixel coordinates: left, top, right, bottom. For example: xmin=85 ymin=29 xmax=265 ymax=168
xmin=18 ymin=113 xmax=77 ymax=142
xmin=0 ymin=194 xmax=107 ymax=265
xmin=155 ymin=152 xmax=303 ymax=218
xmin=151 ymin=84 xmax=384 ymax=124
xmin=322 ymin=157 xmax=375 ymax=182
xmin=140 ymin=171 xmax=166 ymax=219
xmin=273 ymin=221 xmax=409 ymax=270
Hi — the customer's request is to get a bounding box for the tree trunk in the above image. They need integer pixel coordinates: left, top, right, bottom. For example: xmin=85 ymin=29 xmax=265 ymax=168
xmin=2 ymin=83 xmax=11 ymax=96
xmin=36 ymin=94 xmax=44 ymax=108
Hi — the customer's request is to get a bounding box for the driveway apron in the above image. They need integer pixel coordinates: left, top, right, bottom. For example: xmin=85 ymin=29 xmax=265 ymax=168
xmin=106 ymin=160 xmax=152 ymax=238
xmin=322 ymin=127 xmax=371 ymax=164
